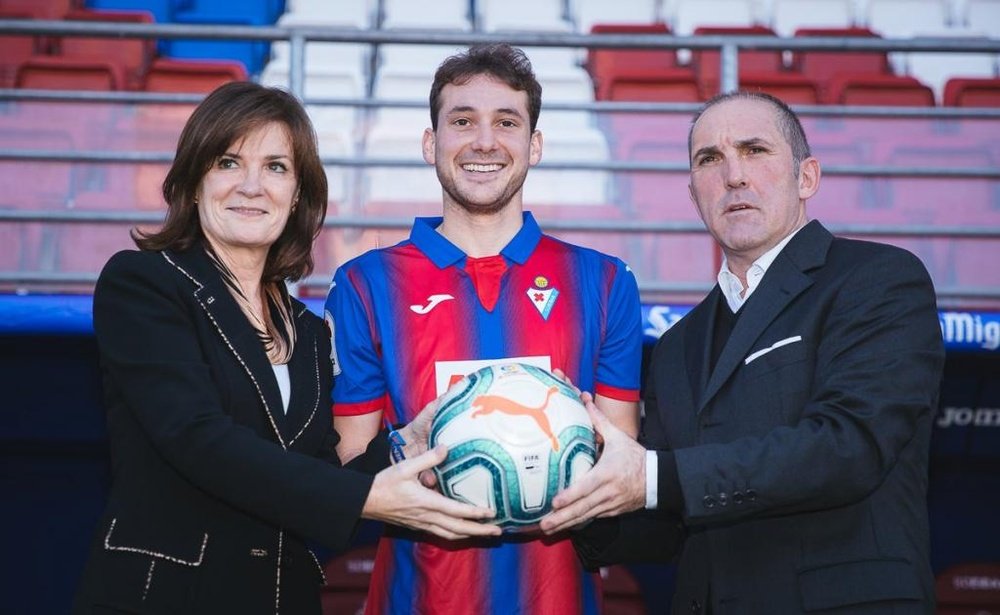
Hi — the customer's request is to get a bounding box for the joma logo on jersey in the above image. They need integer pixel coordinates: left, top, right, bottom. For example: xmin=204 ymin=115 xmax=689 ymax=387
xmin=410 ymin=294 xmax=455 ymax=314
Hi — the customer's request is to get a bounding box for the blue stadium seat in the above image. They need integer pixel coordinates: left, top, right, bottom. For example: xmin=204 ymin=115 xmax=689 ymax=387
xmin=85 ymin=0 xmax=189 ymax=24
xmin=161 ymin=0 xmax=284 ymax=75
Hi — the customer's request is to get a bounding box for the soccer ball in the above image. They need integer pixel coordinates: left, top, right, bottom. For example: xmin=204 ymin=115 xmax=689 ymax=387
xmin=429 ymin=362 xmax=597 ymax=532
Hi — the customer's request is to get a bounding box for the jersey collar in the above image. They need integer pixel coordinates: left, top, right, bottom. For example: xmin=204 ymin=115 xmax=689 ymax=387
xmin=410 ymin=211 xmax=543 ymax=269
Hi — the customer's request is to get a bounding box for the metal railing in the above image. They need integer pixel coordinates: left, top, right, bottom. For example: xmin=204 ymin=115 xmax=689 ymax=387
xmin=2 ymin=20 xmax=1000 ymax=302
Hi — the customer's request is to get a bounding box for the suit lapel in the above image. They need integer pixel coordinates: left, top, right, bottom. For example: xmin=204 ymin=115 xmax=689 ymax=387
xmin=699 ymin=221 xmax=831 ymax=412
xmin=163 ymin=248 xmax=290 ymax=448
xmin=684 ymin=289 xmax=719 ymax=409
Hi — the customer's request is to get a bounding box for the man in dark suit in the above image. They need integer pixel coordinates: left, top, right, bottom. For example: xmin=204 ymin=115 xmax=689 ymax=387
xmin=540 ymin=91 xmax=945 ymax=613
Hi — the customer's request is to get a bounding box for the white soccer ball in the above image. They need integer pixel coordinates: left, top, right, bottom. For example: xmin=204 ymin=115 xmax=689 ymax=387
xmin=429 ymin=362 xmax=597 ymax=532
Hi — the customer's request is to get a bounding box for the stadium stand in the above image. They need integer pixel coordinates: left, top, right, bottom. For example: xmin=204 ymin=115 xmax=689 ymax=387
xmin=142 ymin=57 xmax=247 ymax=92
xmin=965 ymin=0 xmax=1000 ymax=36
xmin=769 ymin=0 xmax=856 ymax=38
xmin=945 ymin=76 xmax=1000 ymax=106
xmin=2 ymin=2 xmax=1000 ymax=612
xmin=85 ymin=0 xmax=179 ymax=24
xmin=587 ymin=23 xmax=700 ymax=102
xmin=572 ymin=0 xmax=659 ymax=34
xmin=1 ymin=0 xmax=75 ymax=19
xmin=791 ymin=26 xmax=894 ymax=102
xmin=670 ymin=0 xmax=758 ymax=35
xmin=0 ymin=8 xmax=43 ymax=87
xmin=58 ymin=8 xmax=154 ymax=90
xmin=15 ymin=54 xmax=125 ymax=90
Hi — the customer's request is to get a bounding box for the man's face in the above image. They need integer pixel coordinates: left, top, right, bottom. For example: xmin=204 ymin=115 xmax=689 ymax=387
xmin=423 ymin=73 xmax=542 ymax=216
xmin=688 ymin=98 xmax=819 ymax=271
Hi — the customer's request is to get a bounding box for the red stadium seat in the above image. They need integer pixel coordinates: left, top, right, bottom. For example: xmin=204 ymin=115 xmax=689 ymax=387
xmin=737 ymin=71 xmax=820 ymax=104
xmin=792 ymin=27 xmax=893 ymax=102
xmin=587 ymin=23 xmax=693 ymax=100
xmin=0 ymin=0 xmax=73 ymax=19
xmin=944 ymin=77 xmax=1000 ymax=107
xmin=142 ymin=57 xmax=247 ymax=92
xmin=692 ymin=25 xmax=785 ymax=98
xmin=603 ymin=68 xmax=701 ymax=102
xmin=827 ymin=73 xmax=935 ymax=106
xmin=58 ymin=9 xmax=155 ymax=91
xmin=0 ymin=9 xmax=45 ymax=87
xmin=15 ymin=55 xmax=125 ymax=90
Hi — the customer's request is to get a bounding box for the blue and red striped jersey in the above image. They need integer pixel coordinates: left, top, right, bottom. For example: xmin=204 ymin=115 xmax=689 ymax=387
xmin=324 ymin=212 xmax=642 ymax=615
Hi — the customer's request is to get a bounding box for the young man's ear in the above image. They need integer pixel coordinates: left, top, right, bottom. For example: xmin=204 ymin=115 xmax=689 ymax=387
xmin=528 ymin=129 xmax=543 ymax=166
xmin=422 ymin=128 xmax=436 ymax=165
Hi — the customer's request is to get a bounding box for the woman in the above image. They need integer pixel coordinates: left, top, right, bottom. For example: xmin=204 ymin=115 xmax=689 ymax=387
xmin=74 ymin=82 xmax=497 ymax=615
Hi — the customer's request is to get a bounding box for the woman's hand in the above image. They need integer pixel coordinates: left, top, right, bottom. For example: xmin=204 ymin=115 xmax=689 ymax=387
xmin=362 ymin=445 xmax=501 ymax=540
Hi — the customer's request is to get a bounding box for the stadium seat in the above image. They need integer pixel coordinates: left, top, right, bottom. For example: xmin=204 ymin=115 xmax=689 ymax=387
xmin=904 ymin=29 xmax=998 ymax=104
xmin=161 ymin=11 xmax=271 ymax=76
xmin=84 ymin=0 xmax=181 ymax=24
xmin=736 ymin=71 xmax=819 ymax=104
xmin=671 ymin=0 xmax=758 ymax=35
xmin=944 ymin=77 xmax=1000 ymax=107
xmin=792 ymin=27 xmax=893 ymax=102
xmin=586 ymin=23 xmax=699 ymax=101
xmin=285 ymin=0 xmax=372 ymax=27
xmin=477 ymin=0 xmax=572 ymax=31
xmin=381 ymin=0 xmax=471 ymax=29
xmin=866 ymin=0 xmax=951 ymax=38
xmin=965 ymin=0 xmax=1000 ymax=36
xmin=602 ymin=69 xmax=701 ymax=102
xmin=769 ymin=0 xmax=855 ymax=38
xmin=16 ymin=55 xmax=125 ymax=91
xmin=573 ymin=0 xmax=659 ymax=34
xmin=142 ymin=57 xmax=247 ymax=92
xmin=0 ymin=122 xmax=75 ymax=210
xmin=866 ymin=0 xmax=952 ymax=75
xmin=0 ymin=9 xmax=45 ymax=88
xmin=58 ymin=9 xmax=155 ymax=91
xmin=691 ymin=25 xmax=785 ymax=98
xmin=826 ymin=73 xmax=936 ymax=106
xmin=2 ymin=0 xmax=73 ymax=19
xmin=523 ymin=126 xmax=612 ymax=205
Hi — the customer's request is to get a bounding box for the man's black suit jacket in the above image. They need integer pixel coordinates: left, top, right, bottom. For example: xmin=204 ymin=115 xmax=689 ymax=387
xmin=74 ymin=246 xmax=387 ymax=614
xmin=577 ymin=221 xmax=945 ymax=614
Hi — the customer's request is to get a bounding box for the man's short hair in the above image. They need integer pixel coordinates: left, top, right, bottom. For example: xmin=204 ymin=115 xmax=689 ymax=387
xmin=688 ymin=91 xmax=812 ymax=175
xmin=429 ymin=43 xmax=543 ymax=131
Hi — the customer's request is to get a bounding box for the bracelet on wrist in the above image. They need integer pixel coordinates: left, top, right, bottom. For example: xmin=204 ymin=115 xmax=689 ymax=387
xmin=388 ymin=427 xmax=407 ymax=463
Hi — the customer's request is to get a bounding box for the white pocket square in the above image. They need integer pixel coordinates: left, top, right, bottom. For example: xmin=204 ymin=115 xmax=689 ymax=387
xmin=745 ymin=335 xmax=803 ymax=365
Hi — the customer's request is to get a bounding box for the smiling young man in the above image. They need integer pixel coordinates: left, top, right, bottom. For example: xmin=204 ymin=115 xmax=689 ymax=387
xmin=323 ymin=44 xmax=643 ymax=614
xmin=542 ymin=91 xmax=946 ymax=614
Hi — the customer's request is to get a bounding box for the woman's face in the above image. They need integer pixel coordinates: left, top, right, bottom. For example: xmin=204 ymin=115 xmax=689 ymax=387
xmin=196 ymin=121 xmax=298 ymax=258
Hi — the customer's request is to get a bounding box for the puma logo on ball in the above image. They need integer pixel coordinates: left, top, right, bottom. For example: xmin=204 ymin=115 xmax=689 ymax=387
xmin=470 ymin=386 xmax=561 ymax=451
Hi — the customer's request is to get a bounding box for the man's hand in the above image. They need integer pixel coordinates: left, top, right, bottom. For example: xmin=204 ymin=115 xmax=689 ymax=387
xmin=397 ymin=396 xmax=438 ymax=461
xmin=540 ymin=397 xmax=647 ymax=534
xmin=363 ymin=444 xmax=501 ymax=540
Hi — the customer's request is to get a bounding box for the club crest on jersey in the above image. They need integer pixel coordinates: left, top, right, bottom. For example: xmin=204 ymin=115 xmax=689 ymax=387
xmin=527 ymin=275 xmax=559 ymax=320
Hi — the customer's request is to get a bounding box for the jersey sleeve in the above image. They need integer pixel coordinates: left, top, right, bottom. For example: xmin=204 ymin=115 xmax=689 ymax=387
xmin=595 ymin=258 xmax=643 ymax=402
xmin=324 ymin=264 xmax=387 ymax=416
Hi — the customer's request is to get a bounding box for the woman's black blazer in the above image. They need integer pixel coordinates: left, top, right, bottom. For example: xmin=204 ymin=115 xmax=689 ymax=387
xmin=74 ymin=246 xmax=382 ymax=614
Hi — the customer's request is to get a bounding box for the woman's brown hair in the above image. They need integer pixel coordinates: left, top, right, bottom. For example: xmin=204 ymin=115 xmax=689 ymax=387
xmin=134 ymin=81 xmax=328 ymax=282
